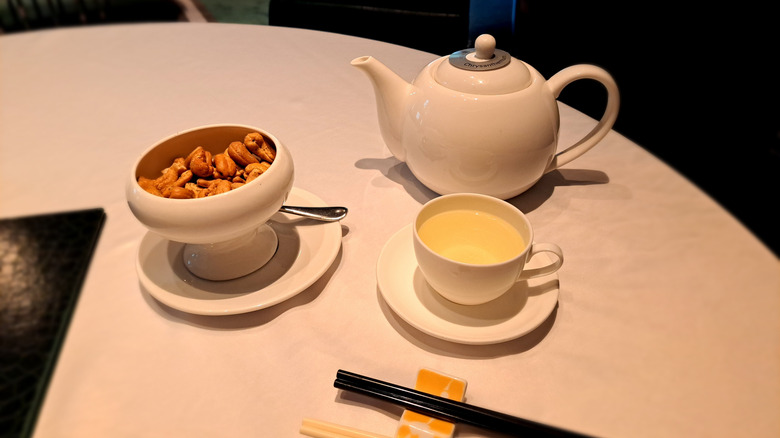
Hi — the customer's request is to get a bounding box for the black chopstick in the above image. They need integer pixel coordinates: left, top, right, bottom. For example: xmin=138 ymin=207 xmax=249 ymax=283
xmin=334 ymin=370 xmax=592 ymax=437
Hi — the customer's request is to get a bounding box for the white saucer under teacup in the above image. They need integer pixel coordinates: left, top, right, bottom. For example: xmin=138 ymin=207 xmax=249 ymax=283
xmin=377 ymin=225 xmax=559 ymax=345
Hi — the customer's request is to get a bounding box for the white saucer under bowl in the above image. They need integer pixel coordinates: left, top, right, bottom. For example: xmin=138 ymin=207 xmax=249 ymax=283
xmin=136 ymin=188 xmax=342 ymax=315
xmin=377 ymin=225 xmax=559 ymax=345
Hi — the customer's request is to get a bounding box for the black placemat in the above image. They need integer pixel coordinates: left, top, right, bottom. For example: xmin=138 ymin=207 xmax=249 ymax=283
xmin=0 ymin=208 xmax=105 ymax=438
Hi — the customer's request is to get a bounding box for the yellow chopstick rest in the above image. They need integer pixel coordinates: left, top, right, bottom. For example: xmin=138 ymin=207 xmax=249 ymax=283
xmin=394 ymin=369 xmax=468 ymax=438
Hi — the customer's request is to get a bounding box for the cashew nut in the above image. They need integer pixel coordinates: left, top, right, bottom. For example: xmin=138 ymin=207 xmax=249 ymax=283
xmin=243 ymin=132 xmax=264 ymax=154
xmin=210 ymin=179 xmax=232 ymax=196
xmin=165 ymin=186 xmax=195 ymax=199
xmin=189 ymin=148 xmax=215 ymax=177
xmin=227 ymin=141 xmax=259 ymax=167
xmin=245 ymin=162 xmax=271 ymax=183
xmin=214 ymin=153 xmax=237 ymax=178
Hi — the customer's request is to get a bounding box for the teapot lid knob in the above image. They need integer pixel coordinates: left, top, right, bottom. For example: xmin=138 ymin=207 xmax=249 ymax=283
xmin=474 ymin=34 xmax=496 ymax=60
xmin=448 ymin=34 xmax=511 ymax=72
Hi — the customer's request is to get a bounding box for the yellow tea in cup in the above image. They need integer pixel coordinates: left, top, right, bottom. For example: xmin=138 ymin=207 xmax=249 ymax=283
xmin=417 ymin=209 xmax=525 ymax=264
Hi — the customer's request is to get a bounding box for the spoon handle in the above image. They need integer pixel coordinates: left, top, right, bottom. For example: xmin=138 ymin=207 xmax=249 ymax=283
xmin=279 ymin=205 xmax=348 ymax=222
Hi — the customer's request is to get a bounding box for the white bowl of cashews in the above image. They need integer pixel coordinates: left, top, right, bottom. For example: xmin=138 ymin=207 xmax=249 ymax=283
xmin=126 ymin=124 xmax=295 ymax=281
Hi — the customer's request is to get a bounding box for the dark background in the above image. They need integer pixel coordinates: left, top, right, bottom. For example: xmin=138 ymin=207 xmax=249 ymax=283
xmin=513 ymin=2 xmax=778 ymax=257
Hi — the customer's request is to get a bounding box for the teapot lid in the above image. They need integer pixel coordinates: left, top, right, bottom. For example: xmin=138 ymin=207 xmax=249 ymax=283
xmin=435 ymin=34 xmax=532 ymax=95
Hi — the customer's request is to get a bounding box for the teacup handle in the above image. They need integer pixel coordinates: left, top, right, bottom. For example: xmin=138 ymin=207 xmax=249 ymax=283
xmin=544 ymin=64 xmax=620 ymax=173
xmin=518 ymin=242 xmax=564 ymax=280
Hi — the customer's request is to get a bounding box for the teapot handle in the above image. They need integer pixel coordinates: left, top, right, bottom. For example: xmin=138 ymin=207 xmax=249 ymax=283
xmin=544 ymin=64 xmax=620 ymax=173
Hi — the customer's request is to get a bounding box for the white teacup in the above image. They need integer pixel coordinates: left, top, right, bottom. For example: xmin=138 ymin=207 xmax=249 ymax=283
xmin=413 ymin=193 xmax=563 ymax=305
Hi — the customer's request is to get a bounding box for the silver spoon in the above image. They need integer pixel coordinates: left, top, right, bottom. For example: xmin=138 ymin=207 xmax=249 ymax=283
xmin=279 ymin=205 xmax=347 ymax=222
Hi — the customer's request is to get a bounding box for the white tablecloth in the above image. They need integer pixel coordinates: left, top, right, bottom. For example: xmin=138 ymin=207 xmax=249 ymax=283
xmin=1 ymin=22 xmax=778 ymax=438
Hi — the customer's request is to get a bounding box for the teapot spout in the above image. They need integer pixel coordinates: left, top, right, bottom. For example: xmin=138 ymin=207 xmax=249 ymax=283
xmin=351 ymin=56 xmax=412 ymax=162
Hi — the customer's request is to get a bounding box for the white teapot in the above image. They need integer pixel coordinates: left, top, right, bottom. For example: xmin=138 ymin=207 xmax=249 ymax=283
xmin=352 ymin=34 xmax=619 ymax=199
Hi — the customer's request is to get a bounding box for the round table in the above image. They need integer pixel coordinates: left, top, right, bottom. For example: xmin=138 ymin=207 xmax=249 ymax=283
xmin=1 ymin=22 xmax=778 ymax=438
